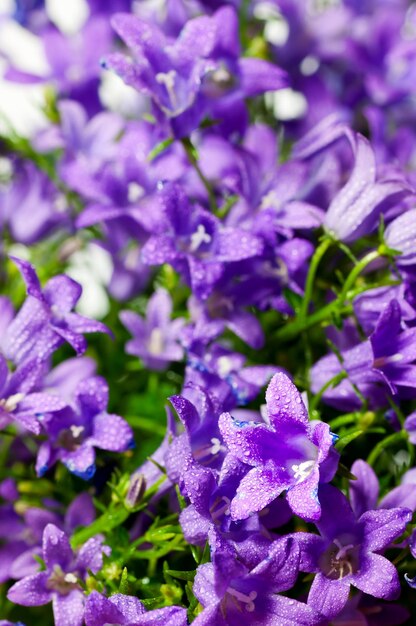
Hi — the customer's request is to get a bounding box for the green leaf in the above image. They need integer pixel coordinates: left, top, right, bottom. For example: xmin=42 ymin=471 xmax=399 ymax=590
xmin=119 ymin=567 xmax=129 ymax=594
xmin=282 ymin=288 xmax=303 ymax=314
xmin=164 ymin=569 xmax=196 ymax=582
xmin=147 ymin=137 xmax=175 ymax=162
xmin=335 ymin=429 xmax=363 ymax=452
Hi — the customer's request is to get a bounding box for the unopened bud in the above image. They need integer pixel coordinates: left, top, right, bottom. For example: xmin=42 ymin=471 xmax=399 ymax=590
xmin=125 ymin=473 xmax=146 ymax=509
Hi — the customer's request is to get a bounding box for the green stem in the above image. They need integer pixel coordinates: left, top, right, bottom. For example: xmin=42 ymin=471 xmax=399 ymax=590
xmin=367 ymin=431 xmax=408 ymax=467
xmin=329 ymin=413 xmax=359 ymax=429
xmin=299 ymin=237 xmax=332 ymax=321
xmin=276 ymin=252 xmax=383 ymax=342
xmin=337 ymin=249 xmax=380 ymax=306
xmin=181 ymin=138 xmax=218 ymax=213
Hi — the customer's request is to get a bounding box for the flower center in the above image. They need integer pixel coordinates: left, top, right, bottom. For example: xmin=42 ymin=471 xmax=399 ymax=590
xmin=203 ymin=64 xmax=236 ymax=97
xmin=224 ymin=587 xmax=257 ymax=613
xmin=46 ymin=565 xmax=80 ymax=595
xmin=156 ymin=70 xmax=178 ymax=110
xmin=148 ymin=328 xmax=164 ymax=356
xmin=0 ymin=393 xmax=25 ymax=413
xmin=291 ymin=459 xmax=315 ymax=483
xmin=57 ymin=425 xmax=85 ymax=451
xmin=128 ymin=182 xmax=144 ymax=203
xmin=189 ymin=224 xmax=212 ymax=253
xmin=321 ymin=538 xmax=359 ymax=580
xmin=193 ymin=437 xmax=225 ymax=464
xmin=210 ymin=496 xmax=231 ymax=521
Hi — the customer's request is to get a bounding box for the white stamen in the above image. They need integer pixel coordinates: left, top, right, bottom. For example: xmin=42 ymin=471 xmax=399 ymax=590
xmin=260 ymin=190 xmax=279 ymax=210
xmin=291 ymin=459 xmax=315 ymax=483
xmin=54 ymin=193 xmax=67 ymax=212
xmin=63 ymin=573 xmax=78 ymax=584
xmin=333 ymin=539 xmax=355 ymax=560
xmin=148 ymin=328 xmax=164 ymax=356
xmin=0 ymin=393 xmax=25 ymax=413
xmin=210 ymin=437 xmax=222 ymax=455
xmin=217 ymin=356 xmax=233 ymax=378
xmin=70 ymin=425 xmax=84 ymax=439
xmin=211 ymin=496 xmax=231 ymax=520
xmin=226 ymin=588 xmax=257 ymax=612
xmin=156 ymin=70 xmax=178 ymax=109
xmin=128 ymin=182 xmax=145 ymax=203
xmin=189 ymin=224 xmax=212 ymax=252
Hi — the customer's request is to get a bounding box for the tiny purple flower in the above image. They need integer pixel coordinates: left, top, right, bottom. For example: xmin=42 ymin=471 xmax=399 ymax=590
xmin=7 ymin=524 xmax=109 ymax=626
xmin=120 ymin=288 xmax=185 ymax=371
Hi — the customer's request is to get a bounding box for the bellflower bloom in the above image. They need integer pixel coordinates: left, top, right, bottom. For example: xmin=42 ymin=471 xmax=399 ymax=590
xmin=142 ymin=183 xmax=263 ymax=300
xmin=5 ymin=257 xmax=110 ymax=363
xmin=0 ymin=161 xmax=69 ymax=245
xmin=385 ymin=208 xmax=416 ymax=267
xmin=84 ymin=591 xmax=188 ymax=626
xmin=192 ymin=529 xmax=322 ymax=626
xmin=350 ymin=459 xmax=416 ymax=518
xmin=120 ymin=288 xmax=185 ymax=371
xmin=0 ymin=493 xmax=95 ymax=583
xmin=5 ymin=15 xmax=113 ymax=114
xmin=294 ymin=485 xmax=412 ymax=619
xmin=104 ymin=7 xmax=288 ymax=137
xmin=296 ymin=485 xmax=411 ymax=620
xmin=36 ymin=376 xmax=133 ymax=479
xmin=185 ymin=344 xmax=276 ymax=409
xmin=311 ymin=299 xmax=416 ymax=410
xmin=167 ymin=384 xmax=227 ymax=483
xmin=7 ymin=524 xmax=110 ymax=626
xmin=0 ymin=355 xmax=65 ymax=434
xmin=324 ymin=134 xmax=410 ymax=242
xmin=219 ymin=372 xmax=338 ymax=521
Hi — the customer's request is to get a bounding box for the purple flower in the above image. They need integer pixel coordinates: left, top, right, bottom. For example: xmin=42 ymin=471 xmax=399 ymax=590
xmin=104 ymin=7 xmax=288 ymax=137
xmin=192 ymin=529 xmax=322 ymax=626
xmin=141 ymin=183 xmax=263 ymax=300
xmin=178 ymin=454 xmax=291 ymax=547
xmin=324 ymin=134 xmax=410 ymax=242
xmin=385 ymin=208 xmax=416 ymax=267
xmin=184 ymin=344 xmax=276 ymax=409
xmin=7 ymin=524 xmax=109 ymax=626
xmin=84 ymin=591 xmax=188 ymax=625
xmin=296 ymin=484 xmax=411 ymax=620
xmin=6 ymin=16 xmax=113 ymax=114
xmin=0 ymin=493 xmax=95 ymax=583
xmin=5 ymin=257 xmax=110 ymax=363
xmin=120 ymin=288 xmax=185 ymax=371
xmin=332 ymin=592 xmax=410 ymax=626
xmin=0 ymin=161 xmax=69 ymax=245
xmin=219 ymin=372 xmax=338 ymax=522
xmin=311 ymin=299 xmax=416 ymax=410
xmin=353 ymin=283 xmax=416 ymax=336
xmin=0 ymin=355 xmax=65 ymax=434
xmin=36 ymin=376 xmax=133 ymax=479
xmin=349 ymin=459 xmax=416 ymax=518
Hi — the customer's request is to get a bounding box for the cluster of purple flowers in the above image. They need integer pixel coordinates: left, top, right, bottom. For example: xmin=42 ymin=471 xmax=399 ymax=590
xmin=1 ymin=0 xmax=416 ymax=625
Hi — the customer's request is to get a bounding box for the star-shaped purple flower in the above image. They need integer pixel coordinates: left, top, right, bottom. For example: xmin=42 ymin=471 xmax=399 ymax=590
xmin=295 ymin=484 xmax=411 ymax=620
xmin=5 ymin=257 xmax=110 ymax=364
xmin=219 ymin=372 xmax=338 ymax=521
xmin=36 ymin=376 xmax=133 ymax=480
xmin=192 ymin=529 xmax=322 ymax=626
xmin=7 ymin=524 xmax=110 ymax=626
xmin=120 ymin=288 xmax=185 ymax=371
